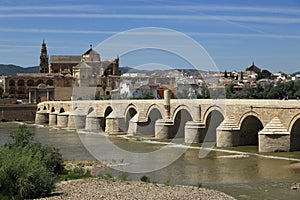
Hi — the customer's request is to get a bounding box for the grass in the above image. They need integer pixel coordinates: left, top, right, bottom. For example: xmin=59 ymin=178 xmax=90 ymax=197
xmin=60 ymin=166 xmax=92 ymax=181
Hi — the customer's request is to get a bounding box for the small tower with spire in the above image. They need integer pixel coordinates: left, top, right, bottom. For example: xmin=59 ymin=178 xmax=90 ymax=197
xmin=39 ymin=40 xmax=49 ymax=73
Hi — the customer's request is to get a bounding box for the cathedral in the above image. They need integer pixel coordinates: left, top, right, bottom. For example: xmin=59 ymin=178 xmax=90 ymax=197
xmin=4 ymin=40 xmax=121 ymax=102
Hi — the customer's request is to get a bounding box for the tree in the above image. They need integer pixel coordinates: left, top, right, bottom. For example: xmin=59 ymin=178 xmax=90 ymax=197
xmin=257 ymin=69 xmax=271 ymax=80
xmin=224 ymin=69 xmax=228 ymax=78
xmin=0 ymin=124 xmax=64 ymax=199
xmin=9 ymin=124 xmax=34 ymax=147
xmin=225 ymin=83 xmax=234 ymax=99
xmin=240 ymin=71 xmax=244 ymax=80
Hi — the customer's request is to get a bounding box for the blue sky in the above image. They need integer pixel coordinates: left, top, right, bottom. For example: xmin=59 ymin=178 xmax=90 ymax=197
xmin=0 ymin=0 xmax=300 ymax=73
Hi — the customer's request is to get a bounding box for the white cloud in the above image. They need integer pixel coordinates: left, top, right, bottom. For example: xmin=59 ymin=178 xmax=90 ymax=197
xmin=1 ymin=27 xmax=300 ymax=40
xmin=1 ymin=4 xmax=300 ymax=15
xmin=0 ymin=13 xmax=299 ymax=24
xmin=0 ymin=28 xmax=116 ymax=34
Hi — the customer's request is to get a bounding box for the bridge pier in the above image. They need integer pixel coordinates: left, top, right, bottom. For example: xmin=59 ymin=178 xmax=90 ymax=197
xmin=68 ymin=113 xmax=86 ymax=129
xmin=105 ymin=112 xmax=125 ymax=134
xmin=35 ymin=110 xmax=49 ymax=125
xmin=127 ymin=113 xmax=140 ymax=136
xmin=216 ymin=129 xmax=240 ymax=147
xmin=57 ymin=112 xmax=69 ymax=128
xmin=184 ymin=121 xmax=206 ymax=143
xmin=258 ymin=117 xmax=290 ymax=152
xmin=259 ymin=134 xmax=290 ymax=152
xmin=155 ymin=119 xmax=173 ymax=139
xmin=49 ymin=112 xmax=58 ymax=126
xmin=85 ymin=111 xmax=102 ymax=131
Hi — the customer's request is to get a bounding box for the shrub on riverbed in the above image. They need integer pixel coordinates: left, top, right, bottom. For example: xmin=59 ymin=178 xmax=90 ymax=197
xmin=60 ymin=166 xmax=92 ymax=181
xmin=0 ymin=145 xmax=55 ymax=199
xmin=0 ymin=124 xmax=64 ymax=199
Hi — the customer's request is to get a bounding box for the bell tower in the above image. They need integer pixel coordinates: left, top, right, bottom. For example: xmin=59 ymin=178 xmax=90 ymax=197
xmin=39 ymin=40 xmax=49 ymax=73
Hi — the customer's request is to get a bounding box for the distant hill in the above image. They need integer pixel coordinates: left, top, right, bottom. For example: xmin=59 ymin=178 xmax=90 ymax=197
xmin=294 ymin=71 xmax=300 ymax=75
xmin=0 ymin=64 xmax=211 ymax=77
xmin=0 ymin=64 xmax=39 ymax=76
xmin=120 ymin=66 xmax=205 ymax=76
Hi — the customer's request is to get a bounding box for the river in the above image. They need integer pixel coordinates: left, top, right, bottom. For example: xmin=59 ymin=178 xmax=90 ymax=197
xmin=1 ymin=122 xmax=300 ymax=199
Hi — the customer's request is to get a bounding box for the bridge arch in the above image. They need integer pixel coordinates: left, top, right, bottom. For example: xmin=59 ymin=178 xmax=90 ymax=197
xmin=102 ymin=106 xmax=113 ymax=131
xmin=170 ymin=107 xmax=193 ymax=139
xmin=172 ymin=105 xmax=194 ymax=122
xmin=142 ymin=105 xmax=163 ymax=136
xmin=238 ymin=112 xmax=263 ymax=146
xmin=238 ymin=111 xmax=263 ymax=129
xmin=146 ymin=104 xmax=166 ymax=120
xmin=51 ymin=107 xmax=55 ymax=112
xmin=203 ymin=109 xmax=225 ymax=142
xmin=289 ymin=113 xmax=300 ymax=151
xmin=124 ymin=105 xmax=138 ymax=132
xmin=59 ymin=108 xmax=65 ymax=113
xmin=202 ymin=105 xmax=225 ymax=125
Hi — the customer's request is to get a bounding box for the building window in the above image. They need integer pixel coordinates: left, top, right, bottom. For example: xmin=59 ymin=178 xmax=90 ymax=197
xmin=17 ymin=79 xmax=25 ymax=86
xmin=37 ymin=79 xmax=44 ymax=85
xmin=46 ymin=79 xmax=54 ymax=86
xmin=9 ymin=80 xmax=15 ymax=86
xmin=27 ymin=80 xmax=34 ymax=86
xmin=18 ymin=89 xmax=25 ymax=94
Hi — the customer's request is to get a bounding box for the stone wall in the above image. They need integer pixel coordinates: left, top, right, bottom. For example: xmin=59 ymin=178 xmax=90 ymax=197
xmin=0 ymin=104 xmax=37 ymax=121
xmin=54 ymin=87 xmax=73 ymax=101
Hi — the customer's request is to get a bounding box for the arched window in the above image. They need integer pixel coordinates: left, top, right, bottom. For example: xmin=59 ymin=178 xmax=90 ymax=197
xmin=27 ymin=80 xmax=34 ymax=86
xmin=9 ymin=80 xmax=15 ymax=86
xmin=37 ymin=79 xmax=44 ymax=85
xmin=46 ymin=79 xmax=53 ymax=86
xmin=17 ymin=79 xmax=25 ymax=86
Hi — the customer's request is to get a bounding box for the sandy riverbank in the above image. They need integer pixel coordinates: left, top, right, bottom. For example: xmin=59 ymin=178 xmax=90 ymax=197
xmin=38 ymin=177 xmax=236 ymax=200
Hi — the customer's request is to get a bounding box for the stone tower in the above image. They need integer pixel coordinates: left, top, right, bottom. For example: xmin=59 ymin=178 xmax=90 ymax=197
xmin=39 ymin=40 xmax=49 ymax=73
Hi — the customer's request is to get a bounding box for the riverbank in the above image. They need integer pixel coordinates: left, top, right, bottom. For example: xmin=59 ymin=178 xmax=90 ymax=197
xmin=38 ymin=177 xmax=236 ymax=200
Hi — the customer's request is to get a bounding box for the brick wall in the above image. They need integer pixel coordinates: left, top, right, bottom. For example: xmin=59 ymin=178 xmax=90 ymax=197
xmin=54 ymin=87 xmax=73 ymax=101
xmin=0 ymin=104 xmax=37 ymax=121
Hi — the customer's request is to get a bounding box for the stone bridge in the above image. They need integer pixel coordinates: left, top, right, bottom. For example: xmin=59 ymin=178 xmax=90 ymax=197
xmin=35 ymin=92 xmax=300 ymax=152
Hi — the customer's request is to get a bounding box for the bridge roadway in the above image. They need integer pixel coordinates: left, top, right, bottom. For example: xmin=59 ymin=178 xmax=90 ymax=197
xmin=35 ymin=96 xmax=300 ymax=153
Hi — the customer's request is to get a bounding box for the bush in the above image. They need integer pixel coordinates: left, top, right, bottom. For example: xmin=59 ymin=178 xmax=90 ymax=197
xmin=140 ymin=175 xmax=150 ymax=183
xmin=30 ymin=142 xmax=64 ymax=175
xmin=9 ymin=124 xmax=34 ymax=146
xmin=0 ymin=124 xmax=64 ymax=199
xmin=0 ymin=146 xmax=55 ymax=199
xmin=61 ymin=166 xmax=91 ymax=181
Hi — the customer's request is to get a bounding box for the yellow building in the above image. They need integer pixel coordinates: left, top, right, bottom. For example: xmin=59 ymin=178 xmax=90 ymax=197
xmin=4 ymin=41 xmax=121 ymax=102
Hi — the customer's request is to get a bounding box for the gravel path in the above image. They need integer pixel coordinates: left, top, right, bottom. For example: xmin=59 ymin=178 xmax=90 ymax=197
xmin=39 ymin=177 xmax=236 ymax=200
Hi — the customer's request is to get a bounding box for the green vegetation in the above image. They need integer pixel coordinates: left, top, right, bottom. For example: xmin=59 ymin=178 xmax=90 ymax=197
xmin=257 ymin=69 xmax=272 ymax=80
xmin=0 ymin=124 xmax=64 ymax=199
xmin=118 ymin=173 xmax=130 ymax=181
xmin=225 ymin=80 xmax=300 ymax=99
xmin=60 ymin=166 xmax=91 ymax=181
xmin=140 ymin=175 xmax=150 ymax=183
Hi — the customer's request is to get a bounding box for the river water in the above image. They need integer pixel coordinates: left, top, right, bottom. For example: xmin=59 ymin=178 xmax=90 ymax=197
xmin=1 ymin=122 xmax=300 ymax=199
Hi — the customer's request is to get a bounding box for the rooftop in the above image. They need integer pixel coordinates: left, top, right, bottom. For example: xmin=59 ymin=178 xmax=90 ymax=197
xmin=50 ymin=55 xmax=81 ymax=63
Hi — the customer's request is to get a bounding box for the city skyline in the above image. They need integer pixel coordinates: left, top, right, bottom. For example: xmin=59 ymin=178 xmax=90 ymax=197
xmin=0 ymin=0 xmax=300 ymax=73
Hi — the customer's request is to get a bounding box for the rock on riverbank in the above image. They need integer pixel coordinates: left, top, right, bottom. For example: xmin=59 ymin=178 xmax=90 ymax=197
xmin=39 ymin=177 xmax=236 ymax=200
